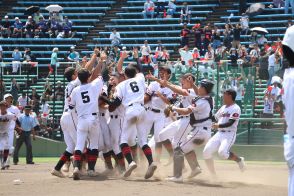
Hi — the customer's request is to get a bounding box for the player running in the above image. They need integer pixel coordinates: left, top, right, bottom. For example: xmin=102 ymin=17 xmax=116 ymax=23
xmin=203 ymin=89 xmax=246 ymax=177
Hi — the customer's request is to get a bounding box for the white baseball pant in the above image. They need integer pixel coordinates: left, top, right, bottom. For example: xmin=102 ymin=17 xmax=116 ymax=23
xmin=108 ymin=115 xmax=123 ymax=155
xmin=159 ymin=117 xmax=190 ymax=148
xmin=142 ymin=110 xmax=166 ymax=143
xmin=180 ymin=126 xmax=211 ymax=154
xmin=120 ymin=104 xmax=147 ymax=147
xmin=98 ymin=115 xmax=112 ymax=153
xmin=60 ymin=111 xmax=78 ymax=154
xmin=203 ymin=131 xmax=236 ymax=160
xmin=75 ymin=116 xmax=100 ymax=152
xmin=7 ymin=129 xmax=15 ymax=153
xmin=284 ymin=135 xmax=294 ymax=196
xmin=0 ymin=132 xmax=8 ymax=151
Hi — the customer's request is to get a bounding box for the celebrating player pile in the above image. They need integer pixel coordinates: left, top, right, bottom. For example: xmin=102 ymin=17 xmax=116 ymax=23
xmin=49 ymin=49 xmax=246 ymax=181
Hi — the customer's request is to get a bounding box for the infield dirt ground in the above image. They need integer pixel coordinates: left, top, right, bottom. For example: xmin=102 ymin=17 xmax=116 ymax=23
xmin=0 ymin=158 xmax=288 ymax=196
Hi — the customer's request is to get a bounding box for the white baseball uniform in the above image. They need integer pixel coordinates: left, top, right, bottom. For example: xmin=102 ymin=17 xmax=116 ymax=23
xmin=143 ymin=81 xmax=173 ymax=143
xmin=203 ymin=103 xmax=241 ymax=160
xmin=283 ymin=68 xmax=294 ymax=196
xmin=98 ymin=86 xmax=112 ymax=153
xmin=114 ymin=73 xmax=147 ymax=147
xmin=0 ymin=113 xmax=16 ymax=151
xmin=158 ymin=89 xmax=196 ymax=148
xmin=60 ymin=78 xmax=80 ymax=154
xmin=69 ymin=77 xmax=103 ymax=151
xmin=7 ymin=105 xmax=20 ymax=153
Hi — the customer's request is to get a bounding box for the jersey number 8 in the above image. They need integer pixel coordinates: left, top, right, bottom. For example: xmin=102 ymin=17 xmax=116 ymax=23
xmin=81 ymin=91 xmax=90 ymax=103
xmin=130 ymin=82 xmax=139 ymax=93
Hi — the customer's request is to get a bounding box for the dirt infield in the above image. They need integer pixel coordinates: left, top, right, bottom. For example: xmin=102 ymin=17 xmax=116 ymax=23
xmin=0 ymin=158 xmax=288 ymax=196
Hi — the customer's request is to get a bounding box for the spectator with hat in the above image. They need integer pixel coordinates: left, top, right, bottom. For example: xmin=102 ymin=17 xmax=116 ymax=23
xmin=1 ymin=15 xmax=11 ymax=38
xmin=13 ymin=17 xmax=23 ymax=38
xmin=13 ymin=105 xmax=37 ymax=165
xmin=24 ymin=16 xmax=36 ymax=38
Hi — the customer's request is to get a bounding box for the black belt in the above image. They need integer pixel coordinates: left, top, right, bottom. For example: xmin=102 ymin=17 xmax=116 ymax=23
xmin=129 ymin=103 xmax=143 ymax=107
xmin=110 ymin=115 xmax=118 ymax=119
xmin=151 ymin=108 xmax=161 ymax=113
xmin=92 ymin=113 xmax=98 ymax=116
xmin=178 ymin=116 xmax=189 ymax=119
xmin=220 ymin=130 xmax=231 ymax=133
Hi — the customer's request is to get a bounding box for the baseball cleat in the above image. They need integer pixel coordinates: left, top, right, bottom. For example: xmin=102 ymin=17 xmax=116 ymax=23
xmin=73 ymin=167 xmax=80 ymax=180
xmin=166 ymin=176 xmax=183 ymax=183
xmin=238 ymin=157 xmax=246 ymax=172
xmin=87 ymin=170 xmax=99 ymax=177
xmin=62 ymin=161 xmax=70 ymax=172
xmin=51 ymin=169 xmax=65 ymax=178
xmin=187 ymin=166 xmax=202 ymax=179
xmin=123 ymin=161 xmax=137 ymax=178
xmin=144 ymin=162 xmax=157 ymax=179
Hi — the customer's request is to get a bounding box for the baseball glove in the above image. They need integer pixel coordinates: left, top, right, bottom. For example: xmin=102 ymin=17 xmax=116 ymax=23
xmin=164 ymin=105 xmax=173 ymax=117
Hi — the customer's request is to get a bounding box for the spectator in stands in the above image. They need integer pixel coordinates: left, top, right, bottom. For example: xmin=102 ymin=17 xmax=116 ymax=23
xmin=140 ymin=40 xmax=152 ymax=64
xmin=1 ymin=15 xmax=11 ymax=38
xmin=18 ymin=92 xmax=31 ymax=109
xmin=192 ymin=23 xmax=202 ymax=49
xmin=0 ymin=79 xmax=6 ymax=100
xmin=285 ymin=0 xmax=294 ymax=14
xmin=53 ymin=81 xmax=64 ymax=101
xmin=192 ymin=47 xmax=200 ymax=61
xmin=167 ymin=0 xmax=177 ymax=17
xmin=24 ymin=16 xmax=36 ymax=38
xmin=67 ymin=46 xmax=79 ymax=63
xmin=40 ymin=99 xmax=50 ymax=126
xmin=232 ymin=23 xmax=241 ymax=49
xmin=267 ymin=50 xmax=279 ymax=86
xmin=240 ymin=13 xmax=249 ymax=35
xmin=234 ymin=80 xmax=244 ymax=112
xmin=180 ymin=23 xmax=190 ymax=47
xmin=223 ymin=23 xmax=232 ymax=49
xmin=35 ymin=17 xmax=48 ymax=38
xmin=62 ymin=16 xmax=73 ymax=38
xmin=43 ymin=78 xmax=52 ymax=100
xmin=212 ymin=26 xmax=222 ymax=49
xmin=12 ymin=47 xmax=22 ymax=74
xmin=49 ymin=48 xmax=58 ymax=77
xmin=180 ymin=2 xmax=191 ymax=24
xmin=229 ymin=48 xmax=239 ymax=75
xmin=156 ymin=0 xmax=168 ymax=18
xmin=23 ymin=48 xmax=37 ymax=76
xmin=249 ymin=43 xmax=260 ymax=67
xmin=203 ymin=23 xmax=213 ymax=51
xmin=13 ymin=105 xmax=36 ymax=165
xmin=179 ymin=45 xmax=193 ymax=66
xmin=29 ymin=88 xmax=40 ymax=116
xmin=48 ymin=17 xmax=60 ymax=38
xmin=13 ymin=17 xmax=23 ymax=38
xmin=143 ymin=0 xmax=155 ymax=19
xmin=0 ymin=44 xmax=2 ymax=62
xmin=243 ymin=74 xmax=254 ymax=114
xmin=33 ymin=10 xmax=43 ymax=24
xmin=50 ymin=11 xmax=63 ymax=23
xmin=9 ymin=78 xmax=20 ymax=104
xmin=261 ymin=91 xmax=274 ymax=128
xmin=110 ymin=28 xmax=121 ymax=47
xmin=257 ymin=34 xmax=268 ymax=46
xmin=204 ymin=44 xmax=215 ymax=61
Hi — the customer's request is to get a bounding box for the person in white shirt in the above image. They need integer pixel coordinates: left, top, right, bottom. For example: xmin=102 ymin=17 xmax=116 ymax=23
xmin=109 ymin=28 xmax=121 ymax=47
xmin=281 ymin=25 xmax=294 ymax=196
xmin=179 ymin=46 xmax=193 ymax=66
xmin=268 ymin=51 xmax=276 ymax=86
xmin=203 ymin=89 xmax=246 ymax=177
xmin=17 ymin=93 xmax=31 ymax=109
xmin=143 ymin=0 xmax=155 ymax=19
xmin=240 ymin=13 xmax=249 ymax=35
xmin=140 ymin=40 xmax=152 ymax=64
xmin=40 ymin=99 xmax=51 ymax=126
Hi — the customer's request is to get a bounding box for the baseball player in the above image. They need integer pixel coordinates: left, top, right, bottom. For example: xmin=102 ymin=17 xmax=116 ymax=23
xmin=281 ymin=25 xmax=294 ymax=196
xmin=69 ymin=68 xmax=104 ymax=180
xmin=106 ymin=63 xmax=157 ymax=179
xmin=3 ymin=94 xmax=20 ymax=169
xmin=51 ymin=67 xmax=80 ymax=178
xmin=164 ymin=79 xmax=214 ymax=182
xmin=143 ymin=66 xmax=174 ymax=162
xmin=0 ymin=101 xmax=17 ymax=170
xmin=203 ymin=89 xmax=246 ymax=177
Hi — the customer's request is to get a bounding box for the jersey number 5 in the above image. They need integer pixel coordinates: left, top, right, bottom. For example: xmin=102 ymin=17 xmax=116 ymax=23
xmin=81 ymin=91 xmax=90 ymax=103
xmin=130 ymin=82 xmax=139 ymax=93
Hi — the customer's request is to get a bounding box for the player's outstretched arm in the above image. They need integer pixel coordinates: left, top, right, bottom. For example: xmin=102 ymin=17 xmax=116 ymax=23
xmin=165 ymin=82 xmax=190 ymax=96
xmin=84 ymin=48 xmax=100 ymax=72
xmin=117 ymin=51 xmax=128 ymax=74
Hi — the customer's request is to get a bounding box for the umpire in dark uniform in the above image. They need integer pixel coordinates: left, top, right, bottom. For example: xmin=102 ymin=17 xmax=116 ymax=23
xmin=13 ymin=105 xmax=37 ymax=165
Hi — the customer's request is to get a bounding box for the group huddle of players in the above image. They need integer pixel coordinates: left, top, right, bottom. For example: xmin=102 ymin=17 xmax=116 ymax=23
xmin=47 ymin=48 xmax=246 ymax=182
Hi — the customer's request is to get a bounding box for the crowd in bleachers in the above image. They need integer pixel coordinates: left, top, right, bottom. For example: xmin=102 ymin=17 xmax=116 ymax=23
xmin=0 ymin=9 xmax=74 ymax=39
